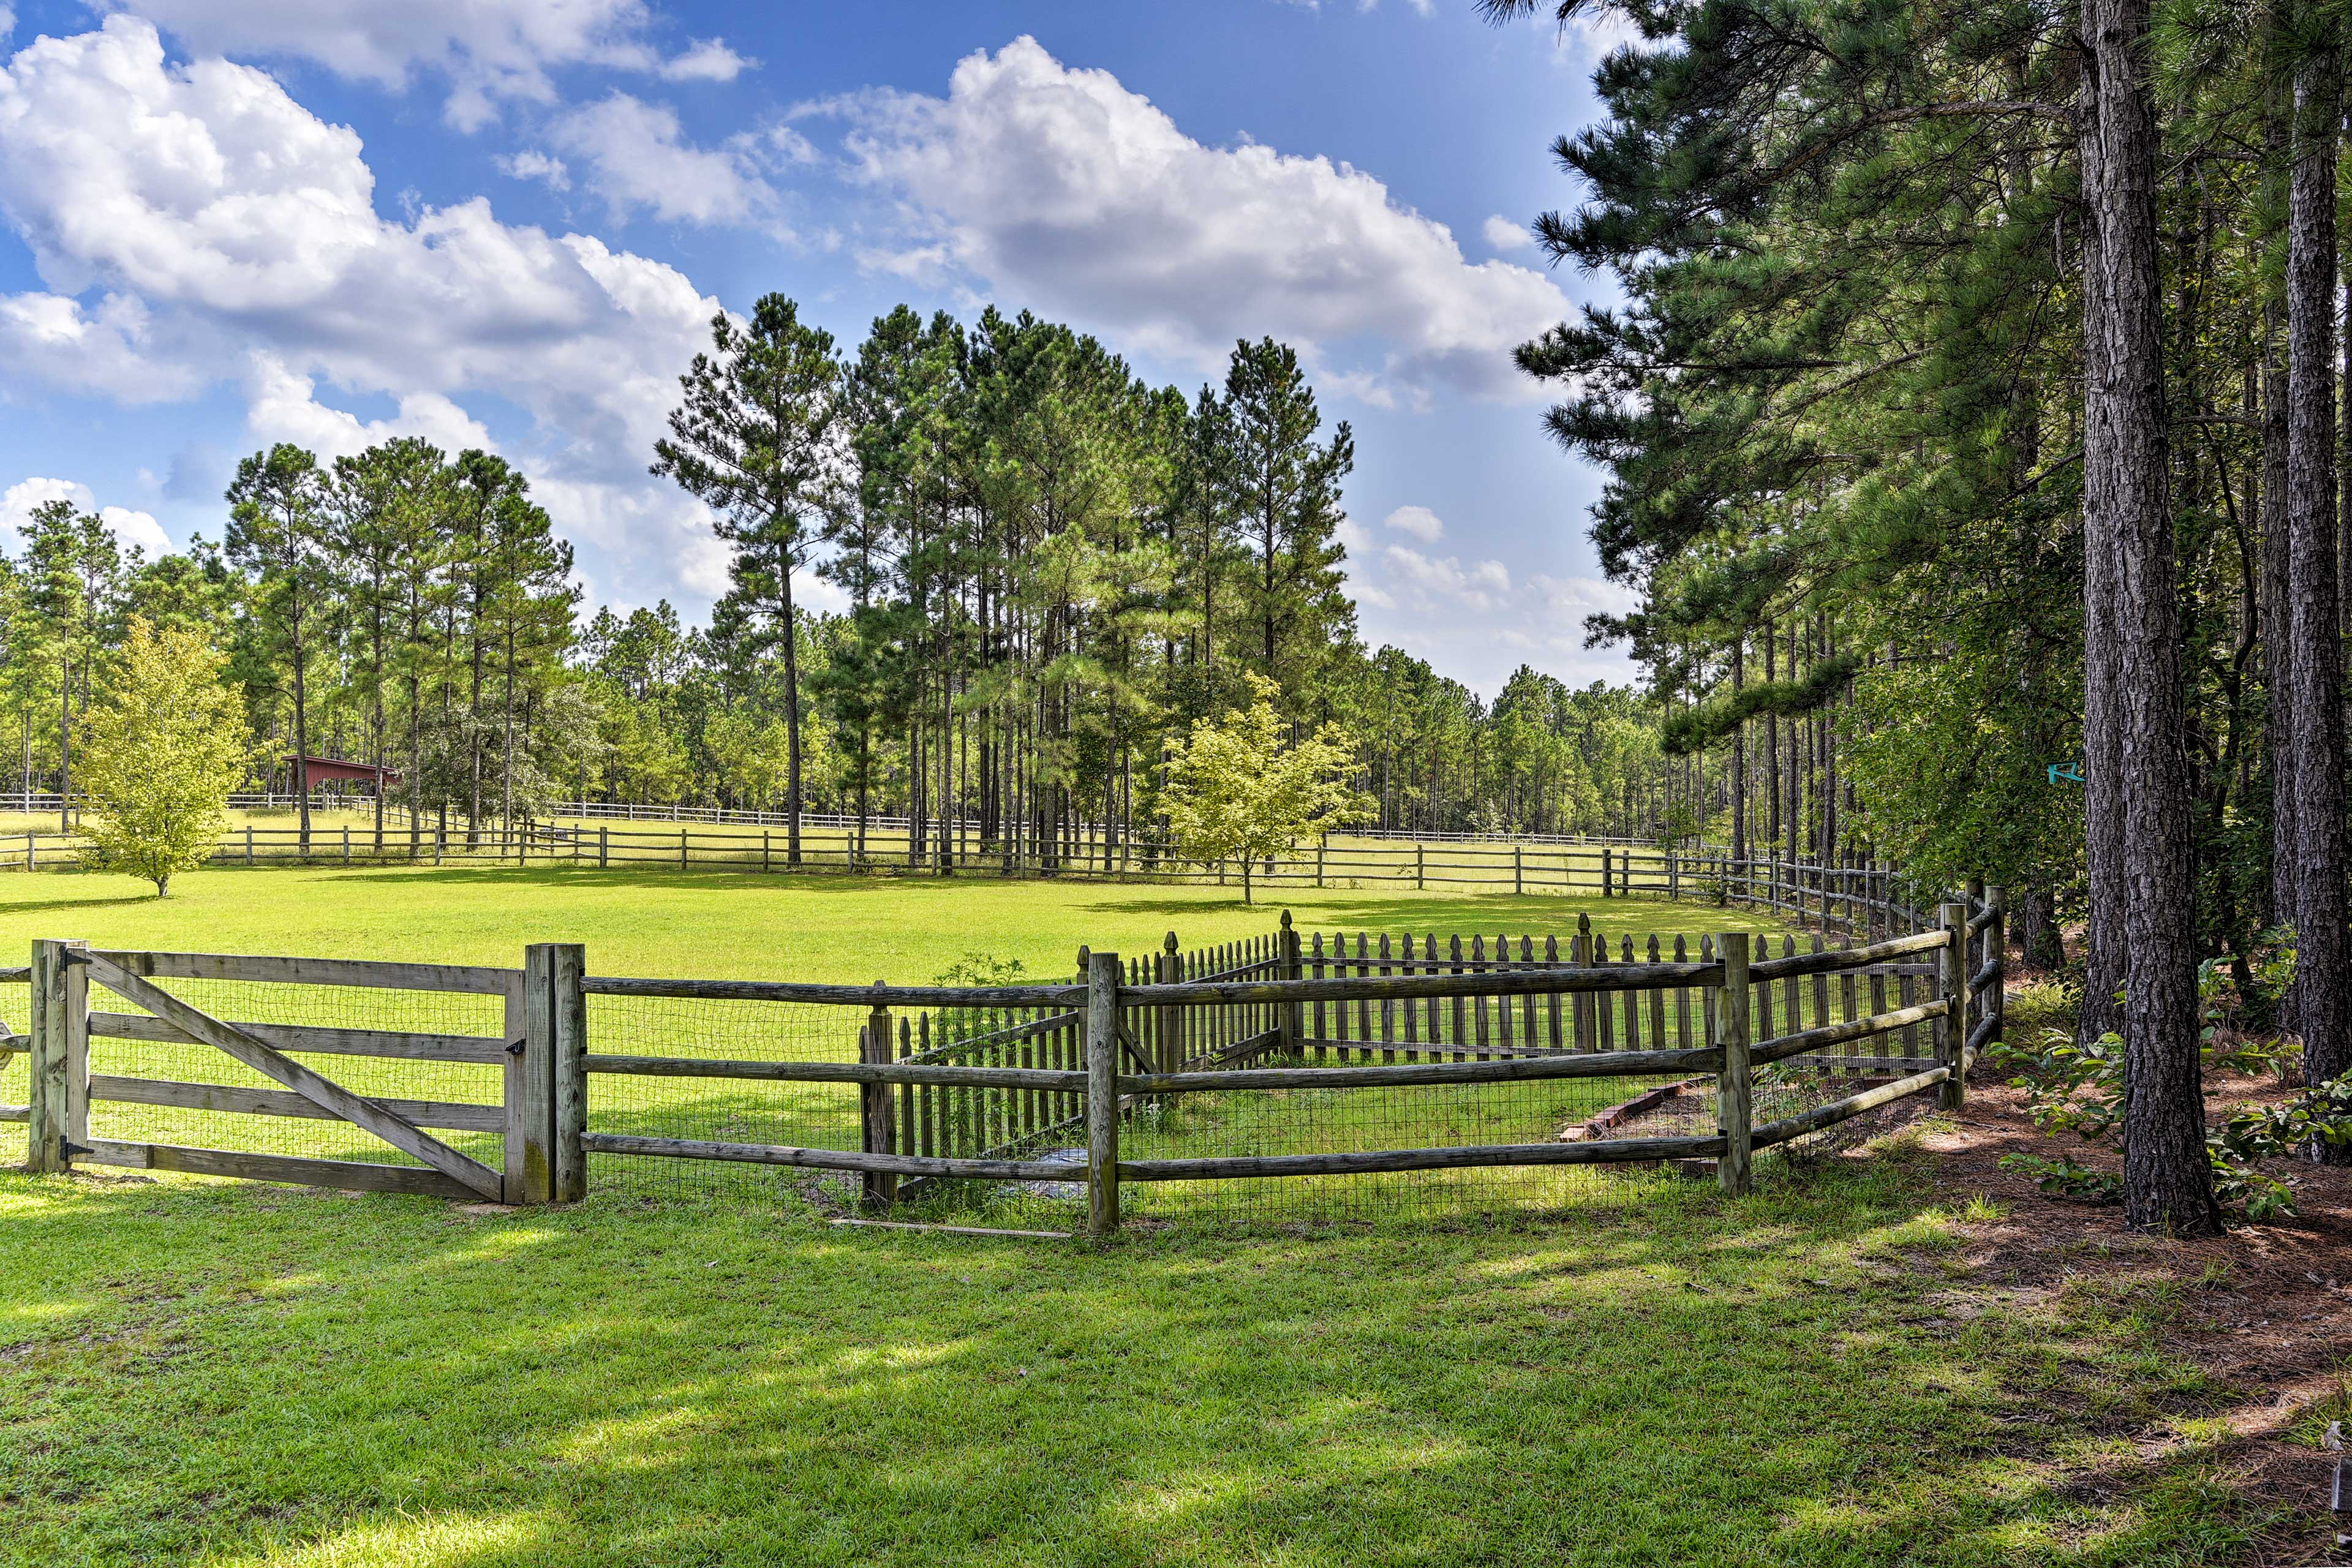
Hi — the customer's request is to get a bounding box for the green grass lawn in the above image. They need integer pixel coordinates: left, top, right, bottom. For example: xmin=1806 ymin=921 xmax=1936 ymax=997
xmin=0 ymin=1149 xmax=2279 ymax=1567
xmin=0 ymin=866 xmax=1900 ymax=1221
xmin=0 ymin=861 xmax=1757 ymax=984
xmin=0 ymin=867 xmax=2290 ymax=1564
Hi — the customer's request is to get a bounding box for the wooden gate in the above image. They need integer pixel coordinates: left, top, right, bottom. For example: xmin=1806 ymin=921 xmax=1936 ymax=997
xmin=23 ymin=940 xmax=567 ymax=1204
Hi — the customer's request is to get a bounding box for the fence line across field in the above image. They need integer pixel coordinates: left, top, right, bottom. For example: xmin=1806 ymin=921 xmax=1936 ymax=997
xmin=0 ymin=816 xmax=1945 ymax=933
xmin=13 ymin=888 xmax=2005 ymax=1232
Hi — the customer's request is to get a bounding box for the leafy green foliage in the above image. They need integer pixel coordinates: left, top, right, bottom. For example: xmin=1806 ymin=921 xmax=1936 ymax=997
xmin=1163 ymin=674 xmax=1373 ymax=903
xmin=1993 ymin=1018 xmax=2352 ymax=1220
xmin=1997 ymin=1152 xmax=2124 ymax=1205
xmin=78 ymin=619 xmax=252 ymax=896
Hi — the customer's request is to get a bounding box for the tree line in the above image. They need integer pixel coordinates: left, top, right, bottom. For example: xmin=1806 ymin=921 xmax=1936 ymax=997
xmin=1 ymin=303 xmax=1685 ymax=867
xmin=1482 ymin=0 xmax=2352 ymax=1226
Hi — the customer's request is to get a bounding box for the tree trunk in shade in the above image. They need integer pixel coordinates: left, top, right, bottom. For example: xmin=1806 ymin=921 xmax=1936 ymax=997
xmin=2081 ymin=0 xmax=2224 ymax=1234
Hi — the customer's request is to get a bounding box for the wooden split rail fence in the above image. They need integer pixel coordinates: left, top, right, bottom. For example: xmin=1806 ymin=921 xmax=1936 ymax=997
xmin=11 ymin=891 xmax=2009 ymax=1234
xmin=0 ymin=816 xmax=1939 ymax=931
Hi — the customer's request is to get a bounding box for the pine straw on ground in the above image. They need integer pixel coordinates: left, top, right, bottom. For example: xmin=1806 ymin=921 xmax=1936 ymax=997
xmin=1847 ymin=1068 xmax=2352 ymax=1567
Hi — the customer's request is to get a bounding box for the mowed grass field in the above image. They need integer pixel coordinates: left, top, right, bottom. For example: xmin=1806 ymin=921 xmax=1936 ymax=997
xmin=0 ymin=805 xmax=1685 ymax=904
xmin=0 ymin=866 xmax=2293 ymax=1565
xmin=0 ymin=861 xmax=1737 ymax=982
xmin=0 ymin=865 xmax=1787 ymax=1216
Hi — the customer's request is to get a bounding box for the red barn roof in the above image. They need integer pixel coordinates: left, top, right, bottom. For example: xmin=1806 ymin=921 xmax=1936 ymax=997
xmin=284 ymin=756 xmax=402 ymax=787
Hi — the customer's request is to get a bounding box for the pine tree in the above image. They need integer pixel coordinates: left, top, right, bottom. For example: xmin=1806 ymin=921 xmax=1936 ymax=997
xmin=654 ymin=295 xmax=844 ymax=865
xmin=226 ymin=444 xmax=330 ymax=851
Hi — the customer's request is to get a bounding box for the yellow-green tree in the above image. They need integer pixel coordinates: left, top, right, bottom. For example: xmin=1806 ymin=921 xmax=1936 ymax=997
xmin=1163 ymin=674 xmax=1371 ymax=903
xmin=81 ymin=619 xmax=251 ymax=897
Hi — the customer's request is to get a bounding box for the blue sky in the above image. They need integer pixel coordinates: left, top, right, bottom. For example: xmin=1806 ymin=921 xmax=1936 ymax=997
xmin=0 ymin=0 xmax=1637 ymax=696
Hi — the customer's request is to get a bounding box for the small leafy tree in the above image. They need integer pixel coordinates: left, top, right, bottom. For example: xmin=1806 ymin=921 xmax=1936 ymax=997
xmin=80 ymin=618 xmax=251 ymax=897
xmin=1162 ymin=674 xmax=1371 ymax=903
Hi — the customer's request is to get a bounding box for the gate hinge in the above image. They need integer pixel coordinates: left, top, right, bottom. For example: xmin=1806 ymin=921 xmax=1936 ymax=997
xmin=505 ymin=1037 xmax=527 ymax=1057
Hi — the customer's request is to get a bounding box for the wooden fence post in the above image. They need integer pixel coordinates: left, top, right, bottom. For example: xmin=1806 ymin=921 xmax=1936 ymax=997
xmin=598 ymin=825 xmax=608 ymax=870
xmin=1157 ymin=932 xmax=1182 ymax=1074
xmin=1602 ymin=846 xmax=1613 ymax=898
xmin=1513 ymin=843 xmax=1523 ymax=895
xmin=1278 ymin=911 xmax=1302 ymax=1058
xmin=1415 ymin=843 xmax=1424 ymax=891
xmin=1572 ymin=911 xmax=1596 ymax=1052
xmin=1981 ymin=883 xmax=2006 ymax=1054
xmin=1937 ymin=902 xmax=1968 ymax=1110
xmin=1713 ymin=930 xmax=1751 ymax=1196
xmin=861 ymin=985 xmax=896 ymax=1207
xmin=545 ymin=941 xmax=589 ymax=1202
xmin=516 ymin=943 xmax=582 ymax=1204
xmin=1086 ymin=949 xmax=1121 ymax=1238
xmin=26 ymin=938 xmax=86 ymax=1172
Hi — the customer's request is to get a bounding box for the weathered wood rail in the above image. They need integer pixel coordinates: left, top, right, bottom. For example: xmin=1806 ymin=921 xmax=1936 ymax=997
xmin=0 ymin=815 xmax=1948 ymax=935
xmin=11 ymin=888 xmax=2004 ymax=1232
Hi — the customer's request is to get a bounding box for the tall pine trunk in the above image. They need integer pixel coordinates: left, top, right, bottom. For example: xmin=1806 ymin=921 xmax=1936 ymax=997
xmin=291 ymin=587 xmax=311 ymax=854
xmin=1729 ymin=638 xmax=1747 ymax=865
xmin=2285 ymin=47 xmax=2349 ymax=1128
xmin=2082 ymin=0 xmax=2223 ymax=1234
xmin=2079 ymin=75 xmax=2128 ymax=1054
xmin=2261 ymin=80 xmax=2298 ymax=946
xmin=778 ymin=535 xmax=803 ymax=867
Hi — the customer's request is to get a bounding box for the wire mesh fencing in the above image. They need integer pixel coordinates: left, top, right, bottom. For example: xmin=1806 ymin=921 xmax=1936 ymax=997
xmin=79 ymin=970 xmax=510 ymax=1172
xmin=0 ymin=968 xmax=29 ymax=1167
xmin=16 ymin=897 xmax=1995 ymax=1232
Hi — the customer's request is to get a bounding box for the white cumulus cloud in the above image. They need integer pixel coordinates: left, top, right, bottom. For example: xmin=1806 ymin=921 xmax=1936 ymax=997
xmin=0 ymin=290 xmax=208 ymax=403
xmin=1382 ymin=546 xmax=1513 ymax=613
xmin=548 ymin=92 xmax=775 ymax=227
xmin=827 ymin=36 xmax=1568 ymax=404
xmin=0 ymin=476 xmax=173 ymax=558
xmin=243 ymin=355 xmax=494 ymax=464
xmin=658 ymin=38 xmax=752 ymax=83
xmin=498 ymin=148 xmax=571 ymax=191
xmin=0 ymin=18 xmax=733 ymax=600
xmin=1382 ymin=504 xmax=1445 ymax=543
xmin=1482 ymin=214 xmax=1532 ymax=252
xmin=98 ymin=0 xmax=750 ymax=130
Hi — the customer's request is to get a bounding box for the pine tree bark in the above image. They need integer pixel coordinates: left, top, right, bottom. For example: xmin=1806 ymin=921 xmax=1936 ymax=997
xmin=2285 ymin=47 xmax=2349 ymax=1126
xmin=2078 ymin=37 xmax=2127 ymax=1054
xmin=2082 ymin=0 xmax=2224 ymax=1233
xmin=777 ymin=535 xmax=803 ymax=867
xmin=2261 ymin=83 xmax=2298 ymax=944
xmin=1729 ymin=638 xmax=1747 ymax=865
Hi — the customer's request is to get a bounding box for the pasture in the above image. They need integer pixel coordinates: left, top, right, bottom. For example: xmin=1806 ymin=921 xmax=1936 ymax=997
xmin=0 ymin=865 xmax=1795 ymax=1223
xmin=0 ymin=866 xmax=2320 ymax=1564
xmin=0 ymin=860 xmax=1721 ymax=980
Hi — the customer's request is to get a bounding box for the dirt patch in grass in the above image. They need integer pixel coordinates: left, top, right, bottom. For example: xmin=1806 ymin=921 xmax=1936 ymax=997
xmin=1867 ymin=1066 xmax=2352 ymax=1566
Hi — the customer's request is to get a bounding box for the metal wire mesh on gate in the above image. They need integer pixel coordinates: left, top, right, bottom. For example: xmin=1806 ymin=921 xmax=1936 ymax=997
xmin=581 ymin=993 xmax=1093 ymax=1213
xmin=0 ymin=972 xmax=29 ymax=1166
xmin=584 ymin=994 xmax=870 ymax=1204
xmin=80 ymin=975 xmax=508 ymax=1171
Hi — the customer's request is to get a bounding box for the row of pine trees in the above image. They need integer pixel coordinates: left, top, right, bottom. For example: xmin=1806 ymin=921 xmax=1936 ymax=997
xmin=1480 ymin=0 xmax=2352 ymax=1227
xmin=1 ymin=301 xmax=1682 ymax=865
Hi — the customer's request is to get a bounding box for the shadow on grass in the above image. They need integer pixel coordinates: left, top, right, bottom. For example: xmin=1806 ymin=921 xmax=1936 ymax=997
xmin=0 ymin=888 xmax=178 ymax=916
xmin=0 ymin=1152 xmax=2291 ymax=1568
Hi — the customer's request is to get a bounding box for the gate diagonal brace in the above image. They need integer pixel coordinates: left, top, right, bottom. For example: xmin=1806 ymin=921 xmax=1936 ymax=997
xmin=77 ymin=952 xmax=503 ymax=1200
xmin=1114 ymin=1022 xmax=1154 ymax=1075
